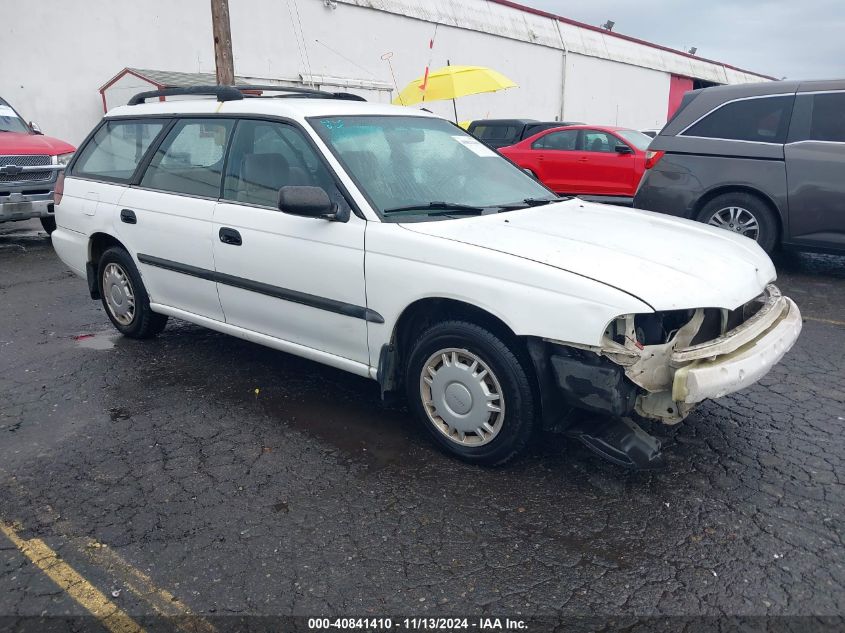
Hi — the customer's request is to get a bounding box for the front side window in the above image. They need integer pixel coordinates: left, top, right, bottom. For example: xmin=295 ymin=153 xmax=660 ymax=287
xmin=532 ymin=130 xmax=578 ymax=150
xmin=73 ymin=119 xmax=166 ymax=182
xmin=140 ymin=119 xmax=233 ymax=197
xmin=223 ymin=119 xmax=338 ymax=207
xmin=809 ymin=92 xmax=845 ymax=142
xmin=311 ymin=116 xmax=554 ymax=221
xmin=683 ymin=95 xmax=794 ymax=144
xmin=582 ymin=131 xmax=618 ymax=153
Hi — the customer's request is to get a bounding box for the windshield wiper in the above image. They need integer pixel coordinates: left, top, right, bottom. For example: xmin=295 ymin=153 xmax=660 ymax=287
xmin=382 ymin=201 xmax=487 ymax=215
xmin=496 ymin=197 xmax=561 ymax=211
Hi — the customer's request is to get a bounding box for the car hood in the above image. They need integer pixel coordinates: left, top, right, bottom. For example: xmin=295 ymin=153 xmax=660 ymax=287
xmin=399 ymin=199 xmax=776 ymax=311
xmin=0 ymin=131 xmax=75 ymax=155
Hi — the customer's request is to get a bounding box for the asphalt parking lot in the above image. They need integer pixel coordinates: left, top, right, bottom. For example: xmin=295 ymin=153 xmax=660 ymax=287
xmin=1 ymin=218 xmax=844 ymax=627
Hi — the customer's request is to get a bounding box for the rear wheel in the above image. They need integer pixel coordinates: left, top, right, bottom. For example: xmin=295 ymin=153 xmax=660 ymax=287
xmin=98 ymin=247 xmax=168 ymax=338
xmin=40 ymin=216 xmax=56 ymax=235
xmin=405 ymin=321 xmax=537 ymax=465
xmin=696 ymin=192 xmax=778 ymax=253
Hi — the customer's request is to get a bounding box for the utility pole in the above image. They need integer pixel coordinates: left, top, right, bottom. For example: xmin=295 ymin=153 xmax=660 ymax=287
xmin=210 ymin=0 xmax=235 ymax=85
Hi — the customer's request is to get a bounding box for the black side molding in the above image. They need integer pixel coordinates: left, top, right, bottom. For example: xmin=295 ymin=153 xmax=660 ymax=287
xmin=136 ymin=253 xmax=384 ymax=324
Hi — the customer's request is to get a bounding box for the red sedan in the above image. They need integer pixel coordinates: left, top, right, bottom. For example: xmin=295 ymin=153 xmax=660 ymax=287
xmin=499 ymin=125 xmax=654 ymax=199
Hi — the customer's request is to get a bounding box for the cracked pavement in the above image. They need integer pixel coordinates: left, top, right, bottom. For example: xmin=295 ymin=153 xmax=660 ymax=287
xmin=1 ymin=219 xmax=843 ymax=622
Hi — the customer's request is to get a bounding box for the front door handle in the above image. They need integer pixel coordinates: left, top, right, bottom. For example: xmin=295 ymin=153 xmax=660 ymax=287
xmin=219 ymin=227 xmax=242 ymax=246
xmin=120 ymin=208 xmax=137 ymax=224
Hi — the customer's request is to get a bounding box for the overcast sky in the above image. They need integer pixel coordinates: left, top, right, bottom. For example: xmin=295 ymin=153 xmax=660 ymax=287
xmin=521 ymin=0 xmax=844 ymax=80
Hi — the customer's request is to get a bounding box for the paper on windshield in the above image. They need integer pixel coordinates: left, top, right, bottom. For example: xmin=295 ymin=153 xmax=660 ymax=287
xmin=0 ymin=105 xmax=19 ymax=118
xmin=452 ymin=135 xmax=498 ymax=158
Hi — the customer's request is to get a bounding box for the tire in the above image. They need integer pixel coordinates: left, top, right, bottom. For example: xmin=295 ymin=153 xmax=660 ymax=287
xmin=696 ymin=192 xmax=779 ymax=253
xmin=405 ymin=320 xmax=538 ymax=466
xmin=40 ymin=216 xmax=56 ymax=235
xmin=97 ymin=246 xmax=168 ymax=339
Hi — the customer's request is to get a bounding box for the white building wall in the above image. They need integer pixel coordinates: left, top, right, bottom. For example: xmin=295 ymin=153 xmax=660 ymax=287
xmin=562 ymin=55 xmax=671 ymax=129
xmin=0 ymin=0 xmax=770 ymax=146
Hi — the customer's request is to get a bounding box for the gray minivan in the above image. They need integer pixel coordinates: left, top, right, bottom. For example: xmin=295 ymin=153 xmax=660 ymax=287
xmin=634 ymin=79 xmax=845 ymax=254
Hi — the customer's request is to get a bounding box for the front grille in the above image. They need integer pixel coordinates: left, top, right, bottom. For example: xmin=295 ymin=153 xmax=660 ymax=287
xmin=0 ymin=155 xmax=52 ymax=184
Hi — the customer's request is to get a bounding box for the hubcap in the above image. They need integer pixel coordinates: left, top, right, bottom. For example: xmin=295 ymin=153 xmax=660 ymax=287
xmin=419 ymin=348 xmax=505 ymax=447
xmin=102 ymin=263 xmax=136 ymax=326
xmin=707 ymin=206 xmax=760 ymax=240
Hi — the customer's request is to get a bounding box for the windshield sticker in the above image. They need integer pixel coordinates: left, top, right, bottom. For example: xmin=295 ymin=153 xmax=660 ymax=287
xmin=452 ymin=135 xmax=498 ymax=158
xmin=321 ymin=119 xmax=345 ymax=130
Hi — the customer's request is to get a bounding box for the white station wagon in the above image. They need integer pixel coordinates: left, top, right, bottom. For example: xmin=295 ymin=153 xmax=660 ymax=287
xmin=52 ymin=86 xmax=802 ymax=469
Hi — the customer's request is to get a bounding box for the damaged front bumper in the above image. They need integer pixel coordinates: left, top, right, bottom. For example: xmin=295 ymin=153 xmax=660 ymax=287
xmin=528 ymin=285 xmax=800 ymax=468
xmin=672 ymin=295 xmax=801 ymax=405
xmin=533 ymin=284 xmax=801 ymax=426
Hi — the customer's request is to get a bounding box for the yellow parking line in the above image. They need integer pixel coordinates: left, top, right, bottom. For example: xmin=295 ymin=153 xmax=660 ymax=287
xmin=81 ymin=538 xmax=218 ymax=633
xmin=0 ymin=522 xmax=144 ymax=633
xmin=803 ymin=315 xmax=845 ymax=327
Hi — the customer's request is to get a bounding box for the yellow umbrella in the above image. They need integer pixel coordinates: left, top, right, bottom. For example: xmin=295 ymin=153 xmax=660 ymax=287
xmin=392 ymin=65 xmax=517 ymax=107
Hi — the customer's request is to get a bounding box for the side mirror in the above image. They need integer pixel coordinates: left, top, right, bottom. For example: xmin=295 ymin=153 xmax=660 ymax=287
xmin=615 ymin=144 xmax=633 ymax=155
xmin=278 ymin=186 xmax=349 ymax=222
xmin=29 ymin=122 xmax=43 ymax=135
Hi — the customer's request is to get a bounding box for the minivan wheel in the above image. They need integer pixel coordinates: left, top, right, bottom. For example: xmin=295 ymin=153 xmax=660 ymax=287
xmin=696 ymin=193 xmax=778 ymax=253
xmin=98 ymin=247 xmax=168 ymax=338
xmin=40 ymin=216 xmax=56 ymax=235
xmin=405 ymin=320 xmax=537 ymax=466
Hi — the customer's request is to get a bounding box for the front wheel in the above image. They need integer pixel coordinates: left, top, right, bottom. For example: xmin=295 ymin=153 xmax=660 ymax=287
xmin=98 ymin=247 xmax=168 ymax=338
xmin=405 ymin=321 xmax=538 ymax=465
xmin=696 ymin=193 xmax=778 ymax=253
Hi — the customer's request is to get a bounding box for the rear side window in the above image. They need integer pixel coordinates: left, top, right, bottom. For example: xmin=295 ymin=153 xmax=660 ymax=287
xmin=808 ymin=92 xmax=845 ymax=142
xmin=73 ymin=119 xmax=166 ymax=182
xmin=140 ymin=119 xmax=234 ymax=197
xmin=532 ymin=130 xmax=578 ymax=150
xmin=683 ymin=95 xmax=794 ymax=144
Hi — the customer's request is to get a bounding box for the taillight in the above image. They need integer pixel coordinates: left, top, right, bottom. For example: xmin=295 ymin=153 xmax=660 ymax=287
xmin=644 ymin=150 xmax=665 ymax=170
xmin=54 ymin=171 xmax=65 ymax=205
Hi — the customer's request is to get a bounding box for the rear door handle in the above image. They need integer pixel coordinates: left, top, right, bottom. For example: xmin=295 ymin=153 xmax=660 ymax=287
xmin=219 ymin=227 xmax=242 ymax=246
xmin=120 ymin=208 xmax=137 ymax=224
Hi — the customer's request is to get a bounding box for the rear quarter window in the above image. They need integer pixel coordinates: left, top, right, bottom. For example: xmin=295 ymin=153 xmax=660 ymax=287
xmin=72 ymin=119 xmax=167 ymax=182
xmin=682 ymin=95 xmax=794 ymax=144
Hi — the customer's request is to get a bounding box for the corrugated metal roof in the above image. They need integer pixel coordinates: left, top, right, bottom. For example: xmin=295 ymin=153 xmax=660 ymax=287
xmin=335 ymin=0 xmax=775 ymax=83
xmin=126 ymin=68 xmax=257 ymax=87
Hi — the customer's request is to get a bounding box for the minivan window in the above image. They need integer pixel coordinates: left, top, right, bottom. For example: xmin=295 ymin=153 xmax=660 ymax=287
xmin=809 ymin=92 xmax=845 ymax=142
xmin=223 ymin=119 xmax=337 ymax=207
xmin=683 ymin=95 xmax=794 ymax=144
xmin=72 ymin=119 xmax=166 ymax=182
xmin=140 ymin=119 xmax=234 ymax=197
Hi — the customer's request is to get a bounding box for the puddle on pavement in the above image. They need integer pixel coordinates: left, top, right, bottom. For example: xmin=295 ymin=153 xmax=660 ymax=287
xmin=74 ymin=331 xmax=119 ymax=350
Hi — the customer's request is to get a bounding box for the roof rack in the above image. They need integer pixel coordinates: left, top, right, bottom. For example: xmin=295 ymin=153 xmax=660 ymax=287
xmin=236 ymin=84 xmax=366 ymax=102
xmin=128 ymin=85 xmax=244 ymax=105
xmin=127 ymin=84 xmax=366 ymax=106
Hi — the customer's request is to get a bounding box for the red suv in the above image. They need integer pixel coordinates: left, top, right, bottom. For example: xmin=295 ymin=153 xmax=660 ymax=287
xmin=1 ymin=96 xmax=75 ymax=234
xmin=499 ymin=125 xmax=653 ymax=203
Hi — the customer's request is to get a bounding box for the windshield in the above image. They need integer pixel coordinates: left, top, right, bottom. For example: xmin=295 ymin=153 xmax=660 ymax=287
xmin=0 ymin=103 xmax=30 ymax=134
xmin=617 ymin=129 xmax=652 ymax=151
xmin=310 ymin=115 xmax=556 ymax=220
